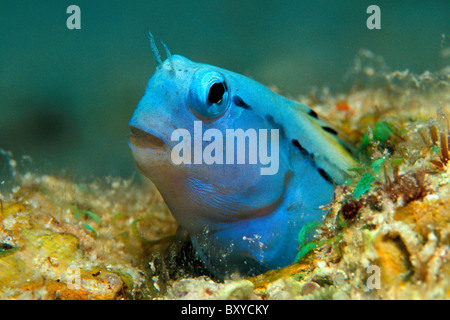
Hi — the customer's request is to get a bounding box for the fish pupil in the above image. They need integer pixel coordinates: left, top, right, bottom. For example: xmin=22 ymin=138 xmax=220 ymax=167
xmin=208 ymin=82 xmax=225 ymax=104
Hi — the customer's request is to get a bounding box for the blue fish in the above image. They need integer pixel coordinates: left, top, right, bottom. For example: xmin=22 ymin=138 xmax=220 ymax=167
xmin=128 ymin=35 xmax=356 ymax=279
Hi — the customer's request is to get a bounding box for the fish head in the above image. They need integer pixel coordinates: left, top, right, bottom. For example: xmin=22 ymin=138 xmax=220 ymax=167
xmin=128 ymin=55 xmax=290 ymax=232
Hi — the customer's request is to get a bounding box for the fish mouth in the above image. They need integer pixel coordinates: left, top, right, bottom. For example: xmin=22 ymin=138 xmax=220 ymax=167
xmin=128 ymin=125 xmax=166 ymax=149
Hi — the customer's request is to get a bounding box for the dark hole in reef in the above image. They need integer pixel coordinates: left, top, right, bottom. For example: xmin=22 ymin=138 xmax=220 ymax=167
xmin=340 ymin=198 xmax=365 ymax=221
xmin=148 ymin=228 xmax=212 ymax=284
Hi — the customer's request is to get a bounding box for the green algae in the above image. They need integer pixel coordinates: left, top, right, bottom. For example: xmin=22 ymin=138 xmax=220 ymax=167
xmin=352 ymin=172 xmax=375 ymax=198
xmin=294 ymin=221 xmax=322 ymax=263
xmin=82 ymin=223 xmax=98 ymax=237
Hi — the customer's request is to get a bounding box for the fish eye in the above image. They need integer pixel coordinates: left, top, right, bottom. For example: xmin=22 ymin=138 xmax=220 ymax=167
xmin=208 ymin=82 xmax=225 ymax=104
xmin=189 ymin=70 xmax=229 ymax=120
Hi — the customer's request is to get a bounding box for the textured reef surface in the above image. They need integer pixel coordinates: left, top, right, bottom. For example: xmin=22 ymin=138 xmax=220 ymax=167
xmin=0 ymin=50 xmax=449 ymax=299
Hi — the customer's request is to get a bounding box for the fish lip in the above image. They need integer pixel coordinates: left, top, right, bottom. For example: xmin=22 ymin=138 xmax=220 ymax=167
xmin=128 ymin=125 xmax=167 ymax=149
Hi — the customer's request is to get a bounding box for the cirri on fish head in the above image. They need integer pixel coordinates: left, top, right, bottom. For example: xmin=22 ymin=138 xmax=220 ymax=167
xmin=128 ymin=37 xmax=356 ymax=279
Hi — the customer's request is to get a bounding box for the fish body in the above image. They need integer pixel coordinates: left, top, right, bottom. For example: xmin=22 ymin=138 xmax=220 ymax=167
xmin=128 ymin=54 xmax=356 ymax=278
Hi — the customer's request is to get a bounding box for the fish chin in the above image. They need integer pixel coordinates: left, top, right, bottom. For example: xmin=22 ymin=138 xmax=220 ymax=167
xmin=127 ymin=133 xmax=172 ymax=183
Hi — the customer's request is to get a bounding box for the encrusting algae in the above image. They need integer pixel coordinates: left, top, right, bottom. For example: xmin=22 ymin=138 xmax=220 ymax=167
xmin=0 ymin=50 xmax=449 ymax=299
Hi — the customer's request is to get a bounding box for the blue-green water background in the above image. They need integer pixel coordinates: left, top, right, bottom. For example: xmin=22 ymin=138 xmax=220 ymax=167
xmin=0 ymin=1 xmax=449 ymax=178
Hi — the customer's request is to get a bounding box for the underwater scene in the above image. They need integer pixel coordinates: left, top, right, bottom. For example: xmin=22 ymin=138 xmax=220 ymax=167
xmin=0 ymin=1 xmax=449 ymax=301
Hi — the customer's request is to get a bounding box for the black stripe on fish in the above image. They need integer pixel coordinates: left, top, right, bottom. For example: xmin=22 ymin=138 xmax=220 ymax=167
xmin=322 ymin=126 xmax=338 ymax=135
xmin=265 ymin=114 xmax=286 ymax=139
xmin=292 ymin=139 xmax=334 ymax=184
xmin=233 ymin=96 xmax=252 ymax=110
xmin=291 ymin=139 xmax=311 ymax=158
xmin=317 ymin=168 xmax=333 ymax=184
xmin=308 ymin=109 xmax=318 ymax=119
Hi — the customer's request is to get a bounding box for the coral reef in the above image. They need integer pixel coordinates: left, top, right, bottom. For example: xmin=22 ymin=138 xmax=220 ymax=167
xmin=0 ymin=173 xmax=177 ymax=299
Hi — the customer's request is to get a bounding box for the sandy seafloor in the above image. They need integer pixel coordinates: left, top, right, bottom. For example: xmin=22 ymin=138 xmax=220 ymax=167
xmin=0 ymin=51 xmax=449 ymax=300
